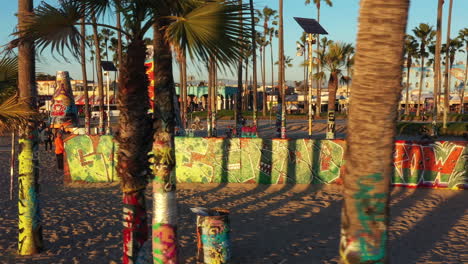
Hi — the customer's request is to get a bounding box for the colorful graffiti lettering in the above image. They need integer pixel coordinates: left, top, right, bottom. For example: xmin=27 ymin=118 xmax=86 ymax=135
xmin=63 ymin=136 xmax=467 ymax=189
xmin=63 ymin=135 xmax=117 ymax=182
xmin=393 ymin=141 xmax=466 ymax=189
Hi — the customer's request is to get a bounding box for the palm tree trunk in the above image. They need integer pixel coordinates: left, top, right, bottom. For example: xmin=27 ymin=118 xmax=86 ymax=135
xmin=443 ymin=0 xmax=453 ymax=129
xmin=116 ymin=1 xmax=123 ymax=68
xmin=277 ymin=0 xmax=285 ymax=138
xmin=151 ymin=18 xmax=179 ymax=263
xmin=404 ymin=57 xmax=411 ymax=114
xmin=17 ymin=0 xmax=42 ymax=255
xmin=117 ymin=39 xmax=151 ymax=264
xmin=249 ymin=0 xmax=258 ymax=127
xmin=326 ymin=72 xmax=337 ymax=139
xmin=262 ymin=46 xmax=267 ymax=116
xmin=434 ymin=0 xmax=443 ymax=119
xmin=80 ymin=18 xmax=91 ymax=134
xmin=182 ymin=53 xmax=187 ymax=129
xmin=416 ymin=56 xmax=425 ymax=117
xmin=462 ymin=49 xmax=467 ymax=113
xmin=316 ymin=6 xmax=322 ymax=118
xmin=244 ymin=57 xmax=249 ymax=111
xmin=340 ymin=1 xmax=409 ymax=263
xmin=207 ymin=62 xmax=213 ymax=137
xmin=213 ymin=60 xmax=218 ymax=135
xmin=91 ymin=14 xmax=105 ymax=134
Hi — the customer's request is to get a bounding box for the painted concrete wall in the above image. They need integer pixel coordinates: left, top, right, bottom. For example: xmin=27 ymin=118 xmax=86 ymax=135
xmin=63 ymin=136 xmax=467 ymax=189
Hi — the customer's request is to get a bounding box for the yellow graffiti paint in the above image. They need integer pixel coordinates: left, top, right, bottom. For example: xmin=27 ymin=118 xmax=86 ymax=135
xmin=18 ymin=138 xmax=42 ymax=255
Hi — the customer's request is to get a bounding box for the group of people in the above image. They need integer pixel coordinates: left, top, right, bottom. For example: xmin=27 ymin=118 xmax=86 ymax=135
xmin=37 ymin=122 xmax=66 ymax=170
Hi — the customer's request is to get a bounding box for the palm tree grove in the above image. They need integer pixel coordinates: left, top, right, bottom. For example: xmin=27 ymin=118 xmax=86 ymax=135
xmin=0 ymin=0 xmax=466 ymax=263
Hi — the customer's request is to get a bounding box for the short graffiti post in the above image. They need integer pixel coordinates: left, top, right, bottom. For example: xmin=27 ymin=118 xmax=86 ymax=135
xmin=194 ymin=208 xmax=231 ymax=264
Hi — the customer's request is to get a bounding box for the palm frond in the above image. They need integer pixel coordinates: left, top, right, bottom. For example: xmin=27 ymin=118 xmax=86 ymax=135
xmin=0 ymin=54 xmax=18 ymax=82
xmin=0 ymin=95 xmax=38 ymax=134
xmin=165 ymin=0 xmax=251 ymax=70
xmin=10 ymin=1 xmax=83 ymax=60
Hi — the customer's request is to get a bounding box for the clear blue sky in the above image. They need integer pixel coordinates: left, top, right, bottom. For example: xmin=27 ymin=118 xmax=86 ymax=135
xmin=1 ymin=0 xmax=467 ymax=82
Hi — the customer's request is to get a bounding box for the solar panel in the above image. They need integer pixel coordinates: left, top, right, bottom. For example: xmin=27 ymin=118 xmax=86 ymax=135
xmin=294 ymin=17 xmax=328 ymax=34
xmin=101 ymin=61 xmax=117 ymax=72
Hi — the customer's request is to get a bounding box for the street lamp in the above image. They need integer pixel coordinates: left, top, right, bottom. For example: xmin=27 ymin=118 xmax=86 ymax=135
xmin=294 ymin=17 xmax=328 ymax=139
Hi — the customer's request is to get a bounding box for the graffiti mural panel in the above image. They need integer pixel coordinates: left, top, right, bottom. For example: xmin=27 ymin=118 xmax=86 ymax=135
xmin=64 ymin=136 xmax=467 ymax=189
xmin=393 ymin=141 xmax=467 ymax=189
xmin=64 ymin=135 xmax=117 ymax=182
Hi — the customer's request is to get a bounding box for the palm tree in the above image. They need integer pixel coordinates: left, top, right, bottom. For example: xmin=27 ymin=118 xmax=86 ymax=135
xmin=13 ymin=1 xmax=248 ymax=262
xmin=90 ymin=13 xmax=106 ymax=134
xmin=80 ymin=18 xmax=91 ymax=134
xmin=413 ymin=23 xmax=435 ymax=117
xmin=342 ymin=43 xmax=354 ymax=98
xmin=403 ymin=35 xmax=419 ymax=115
xmin=249 ymin=0 xmax=258 ymax=127
xmin=433 ymin=0 xmax=444 ymax=121
xmin=443 ymin=0 xmax=454 ymax=128
xmin=442 ymin=38 xmax=464 ymax=114
xmin=340 ymin=0 xmax=410 ymax=263
xmin=305 ymin=0 xmax=332 ymax=117
xmin=459 ymin=28 xmax=468 ymax=113
xmin=16 ymin=0 xmax=43 ymax=255
xmin=277 ymin=0 xmax=285 ymax=138
xmin=321 ymin=42 xmax=346 ymax=139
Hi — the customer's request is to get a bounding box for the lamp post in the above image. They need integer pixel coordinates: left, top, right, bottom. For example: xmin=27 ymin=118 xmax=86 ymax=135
xmin=294 ymin=17 xmax=328 ymax=139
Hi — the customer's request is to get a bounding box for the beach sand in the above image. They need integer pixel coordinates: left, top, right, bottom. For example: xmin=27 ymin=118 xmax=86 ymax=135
xmin=0 ymin=124 xmax=467 ymax=263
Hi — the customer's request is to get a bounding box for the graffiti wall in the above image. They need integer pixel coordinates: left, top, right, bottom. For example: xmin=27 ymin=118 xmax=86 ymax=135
xmin=63 ymin=136 xmax=467 ymax=189
xmin=63 ymin=135 xmax=117 ymax=182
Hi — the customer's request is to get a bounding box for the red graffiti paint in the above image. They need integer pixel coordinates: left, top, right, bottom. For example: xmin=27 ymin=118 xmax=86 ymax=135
xmin=123 ymin=192 xmax=148 ymax=264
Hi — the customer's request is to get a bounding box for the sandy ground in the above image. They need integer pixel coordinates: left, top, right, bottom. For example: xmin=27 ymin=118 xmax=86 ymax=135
xmin=0 ymin=123 xmax=467 ymax=263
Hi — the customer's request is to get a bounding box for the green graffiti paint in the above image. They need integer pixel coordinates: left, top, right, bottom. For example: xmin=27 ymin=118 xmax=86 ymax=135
xmin=63 ymin=136 xmax=467 ymax=189
xmin=64 ymin=135 xmax=117 ymax=182
xmin=353 ymin=173 xmax=387 ymax=263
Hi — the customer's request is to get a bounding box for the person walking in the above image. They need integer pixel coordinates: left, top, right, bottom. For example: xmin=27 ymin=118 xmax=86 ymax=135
xmin=54 ymin=132 xmax=64 ymax=170
xmin=40 ymin=127 xmax=54 ymax=152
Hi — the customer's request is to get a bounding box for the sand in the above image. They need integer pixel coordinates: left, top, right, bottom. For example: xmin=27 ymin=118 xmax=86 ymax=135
xmin=0 ymin=123 xmax=467 ymax=263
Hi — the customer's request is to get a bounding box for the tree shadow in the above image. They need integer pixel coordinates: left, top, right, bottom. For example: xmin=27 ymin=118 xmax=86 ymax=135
xmin=390 ymin=191 xmax=467 ymax=263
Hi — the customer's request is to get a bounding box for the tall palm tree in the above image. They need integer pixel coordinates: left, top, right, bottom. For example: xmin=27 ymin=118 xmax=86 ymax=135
xmin=342 ymin=43 xmax=354 ymax=98
xmin=90 ymin=13 xmax=106 ymax=134
xmin=257 ymin=6 xmax=277 ymax=116
xmin=80 ymin=18 xmax=91 ymax=134
xmin=403 ymin=35 xmax=419 ymax=115
xmin=277 ymin=0 xmax=285 ymax=138
xmin=433 ymin=0 xmax=443 ymax=121
xmin=13 ymin=1 xmax=248 ymax=262
xmin=305 ymin=0 xmax=332 ymax=117
xmin=413 ymin=23 xmax=435 ymax=117
xmin=459 ymin=28 xmax=468 ymax=113
xmin=249 ymin=0 xmax=258 ymax=127
xmin=441 ymin=38 xmax=463 ymax=113
xmin=340 ymin=1 xmax=410 ymax=263
xmin=321 ymin=42 xmax=346 ymax=139
xmin=443 ymin=0 xmax=454 ymax=128
xmin=16 ymin=0 xmax=43 ymax=255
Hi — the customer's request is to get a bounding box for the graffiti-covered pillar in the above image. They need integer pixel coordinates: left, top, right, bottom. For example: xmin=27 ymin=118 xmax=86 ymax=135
xmin=50 ymin=71 xmax=78 ymax=129
xmin=18 ymin=128 xmax=43 ymax=255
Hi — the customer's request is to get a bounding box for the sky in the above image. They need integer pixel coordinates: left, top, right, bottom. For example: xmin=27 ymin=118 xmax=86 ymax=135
xmin=1 ymin=0 xmax=468 ymax=83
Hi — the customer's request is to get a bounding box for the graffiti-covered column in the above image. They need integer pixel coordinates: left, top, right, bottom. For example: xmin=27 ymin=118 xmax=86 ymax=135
xmin=152 ymin=15 xmax=178 ymax=263
xmin=18 ymin=128 xmax=43 ymax=255
xmin=50 ymin=71 xmax=79 ymax=129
